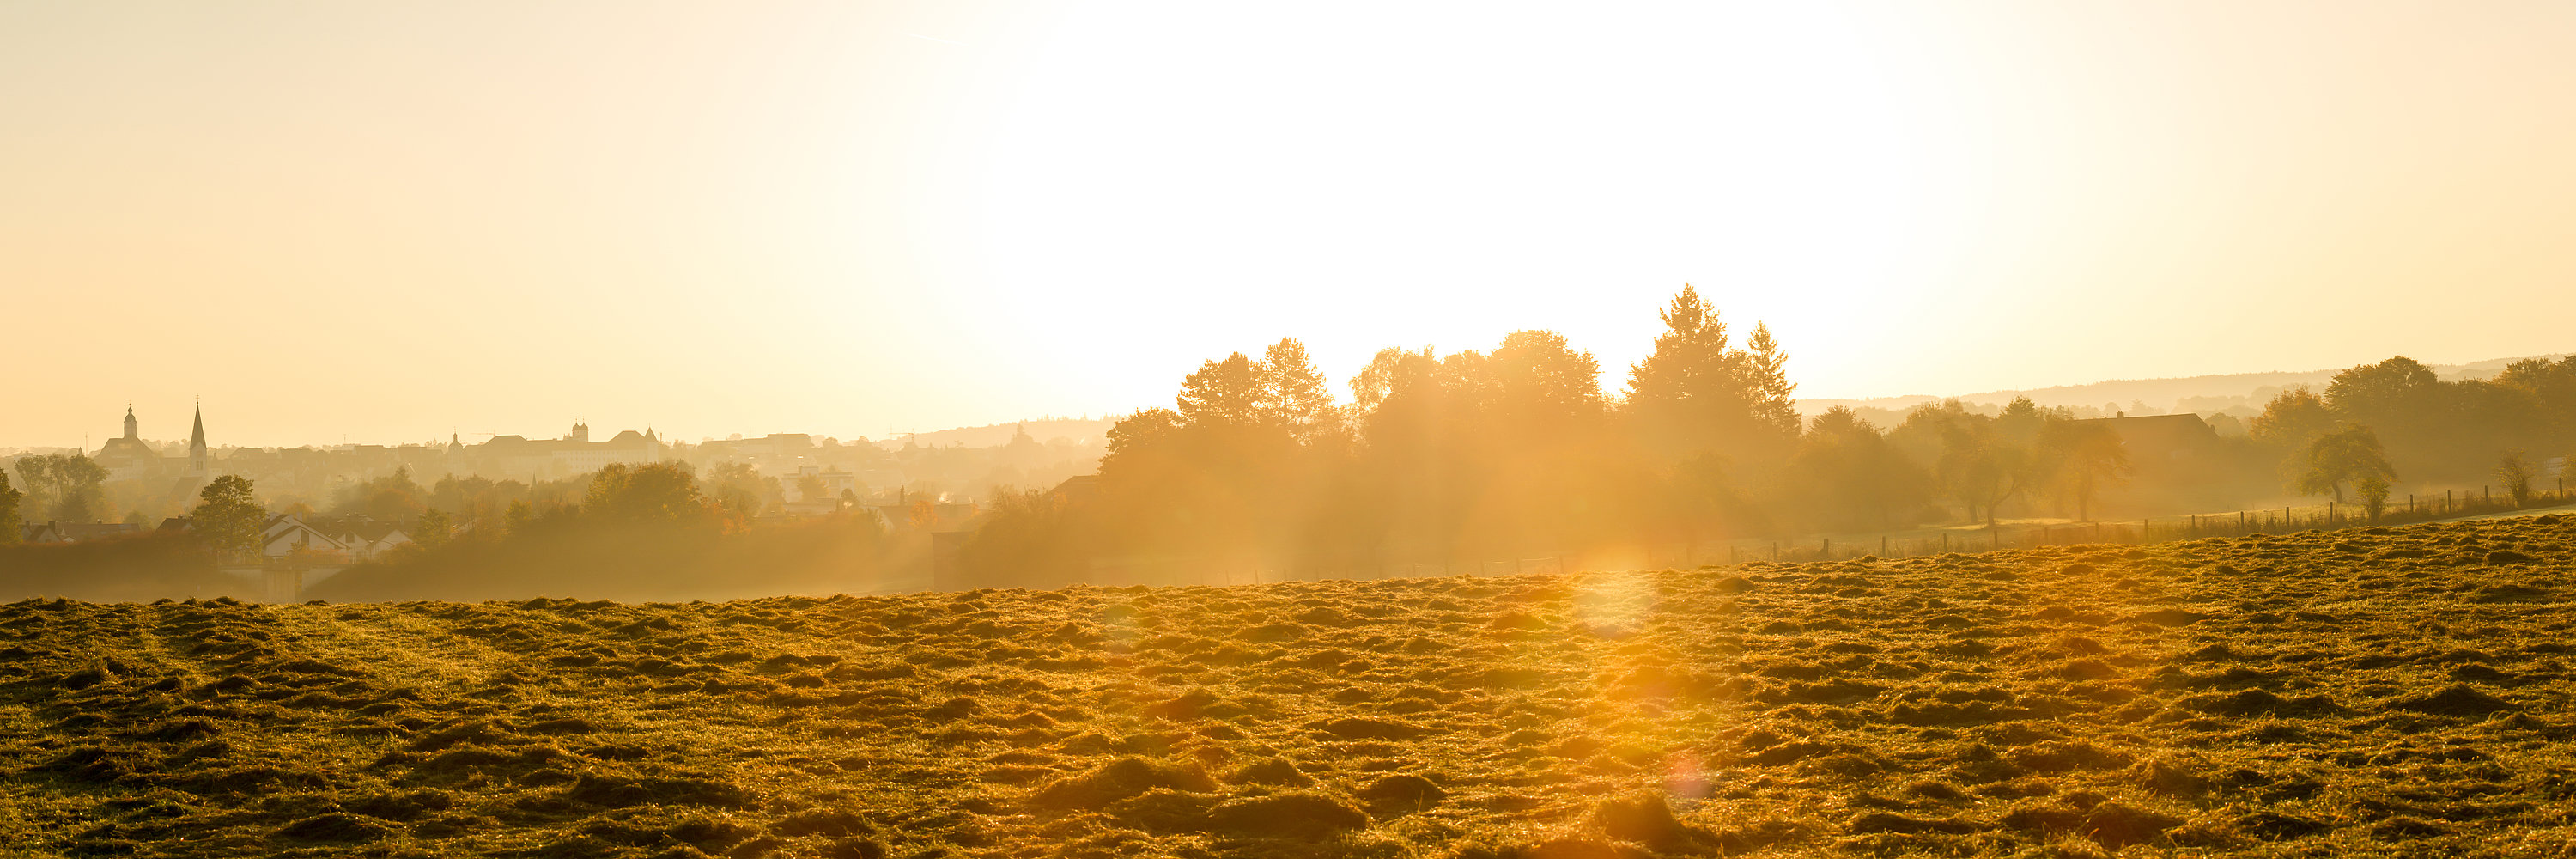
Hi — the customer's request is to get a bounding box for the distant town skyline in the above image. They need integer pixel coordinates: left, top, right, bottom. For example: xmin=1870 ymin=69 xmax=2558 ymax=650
xmin=4 ymin=403 xmax=1125 ymax=454
xmin=15 ymin=348 xmax=2560 ymax=452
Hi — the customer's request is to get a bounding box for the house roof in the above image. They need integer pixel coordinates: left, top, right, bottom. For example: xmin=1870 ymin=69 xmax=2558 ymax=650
xmin=1050 ymin=474 xmax=1099 ymax=503
xmin=263 ymin=522 xmax=347 ymax=551
xmin=95 ymin=436 xmax=160 ymax=461
xmin=343 ymin=522 xmax=409 ymax=543
xmin=56 ymin=522 xmax=143 ymax=541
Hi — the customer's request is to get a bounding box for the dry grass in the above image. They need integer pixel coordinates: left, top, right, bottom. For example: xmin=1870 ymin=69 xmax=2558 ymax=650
xmin=5 ymin=515 xmax=2575 ymax=857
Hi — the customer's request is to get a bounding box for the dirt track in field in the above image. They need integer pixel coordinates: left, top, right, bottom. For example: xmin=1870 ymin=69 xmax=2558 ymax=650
xmin=4 ymin=515 xmax=2574 ymax=858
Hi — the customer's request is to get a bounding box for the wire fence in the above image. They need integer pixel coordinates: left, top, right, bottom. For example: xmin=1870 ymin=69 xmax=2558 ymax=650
xmin=1643 ymin=485 xmax=2572 ymax=569
xmin=1040 ymin=484 xmax=2573 ymax=589
xmin=1243 ymin=484 xmax=2576 ymax=583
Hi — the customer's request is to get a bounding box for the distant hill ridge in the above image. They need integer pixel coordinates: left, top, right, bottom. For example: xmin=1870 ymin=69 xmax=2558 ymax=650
xmin=1798 ymin=353 xmax=2571 ymax=418
xmin=884 ymin=418 xmax=1115 ymax=450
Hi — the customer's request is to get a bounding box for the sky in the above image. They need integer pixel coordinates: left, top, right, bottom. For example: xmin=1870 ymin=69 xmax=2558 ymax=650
xmin=5 ymin=1 xmax=2573 ymax=448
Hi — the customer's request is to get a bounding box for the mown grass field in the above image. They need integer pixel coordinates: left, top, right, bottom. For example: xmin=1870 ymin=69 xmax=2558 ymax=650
xmin=5 ymin=515 xmax=2574 ymax=858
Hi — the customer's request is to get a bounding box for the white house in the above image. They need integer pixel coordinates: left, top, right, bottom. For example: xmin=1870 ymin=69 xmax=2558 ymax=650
xmin=259 ymin=514 xmax=351 ymax=559
xmin=335 ymin=521 xmax=413 ymax=560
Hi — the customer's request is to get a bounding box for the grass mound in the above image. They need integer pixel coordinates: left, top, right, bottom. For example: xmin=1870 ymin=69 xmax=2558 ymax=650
xmin=1200 ymin=791 xmax=1370 ymax=838
xmin=272 ymin=812 xmax=397 ymax=842
xmin=2390 ymin=683 xmax=2517 ymax=716
xmin=1029 ymin=758 xmax=1219 ymax=811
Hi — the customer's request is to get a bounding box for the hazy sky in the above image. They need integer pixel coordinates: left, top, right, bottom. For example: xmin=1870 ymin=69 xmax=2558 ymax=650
xmin=7 ymin=1 xmax=2573 ymax=448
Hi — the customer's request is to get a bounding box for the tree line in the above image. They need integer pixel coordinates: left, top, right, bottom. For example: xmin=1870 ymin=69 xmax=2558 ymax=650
xmin=2245 ymin=355 xmax=2576 ymax=516
xmin=0 ymin=460 xmax=896 ymax=602
xmin=959 ymin=288 xmax=2576 ymax=588
xmin=307 ymin=461 xmax=892 ymax=600
xmin=3 ymin=454 xmax=108 ymax=527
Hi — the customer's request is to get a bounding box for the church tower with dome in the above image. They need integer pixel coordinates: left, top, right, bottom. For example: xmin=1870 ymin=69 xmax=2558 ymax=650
xmin=94 ymin=405 xmax=161 ymax=479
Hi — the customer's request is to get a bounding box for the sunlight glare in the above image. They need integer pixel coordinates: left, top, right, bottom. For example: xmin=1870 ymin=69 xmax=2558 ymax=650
xmin=972 ymin=3 xmax=1959 ymax=393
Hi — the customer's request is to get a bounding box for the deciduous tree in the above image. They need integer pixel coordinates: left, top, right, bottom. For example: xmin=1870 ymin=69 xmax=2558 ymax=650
xmin=1787 ymin=407 xmax=1928 ymax=531
xmin=0 ymin=468 xmax=21 ymax=545
xmin=586 ymin=462 xmax=712 ymax=530
xmin=18 ymin=454 xmax=107 ymax=523
xmin=1176 ymin=353 xmax=1262 ymax=428
xmin=413 ymin=508 xmax=453 ymax=551
xmin=1492 ymin=330 xmax=1603 ymax=427
xmin=2041 ymin=418 xmax=2129 ymax=521
xmin=191 ymin=475 xmax=265 ymax=561
xmin=2325 ymin=356 xmax=2446 ymax=476
xmin=2358 ymin=475 xmax=2391 ymax=521
xmin=2495 ymin=450 xmax=2537 ymax=507
xmin=706 ymin=462 xmax=770 ymax=523
xmin=335 ymin=466 xmax=426 ymax=521
xmin=2294 ymin=425 xmax=2396 ymax=503
xmin=2248 ymin=389 xmax=2334 ymax=449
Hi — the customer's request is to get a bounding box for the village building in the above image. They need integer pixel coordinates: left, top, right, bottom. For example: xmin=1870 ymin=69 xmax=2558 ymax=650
xmin=696 ymin=433 xmax=826 ymax=476
xmin=93 ymin=407 xmax=163 ymax=479
xmin=258 ymin=513 xmax=351 ymax=560
xmin=82 ymin=404 xmax=210 ymax=484
xmin=330 ymin=520 xmax=414 ymax=560
xmin=458 ymin=422 xmax=665 ymax=478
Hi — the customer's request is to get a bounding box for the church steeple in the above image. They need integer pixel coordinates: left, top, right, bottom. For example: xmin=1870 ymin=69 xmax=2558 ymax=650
xmin=187 ymin=401 xmax=208 ymax=476
xmin=122 ymin=405 xmax=137 ymax=441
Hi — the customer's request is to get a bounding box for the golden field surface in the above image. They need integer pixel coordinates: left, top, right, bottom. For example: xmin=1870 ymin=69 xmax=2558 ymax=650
xmin=5 ymin=515 xmax=2575 ymax=858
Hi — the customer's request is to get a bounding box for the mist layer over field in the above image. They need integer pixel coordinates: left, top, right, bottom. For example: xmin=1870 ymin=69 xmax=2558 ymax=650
xmin=5 ymin=516 xmax=2573 ymax=857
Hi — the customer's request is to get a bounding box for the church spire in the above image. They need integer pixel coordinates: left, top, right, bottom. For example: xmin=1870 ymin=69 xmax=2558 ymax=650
xmin=188 ymin=400 xmax=208 ymax=475
xmin=123 ymin=405 xmax=137 ymax=441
